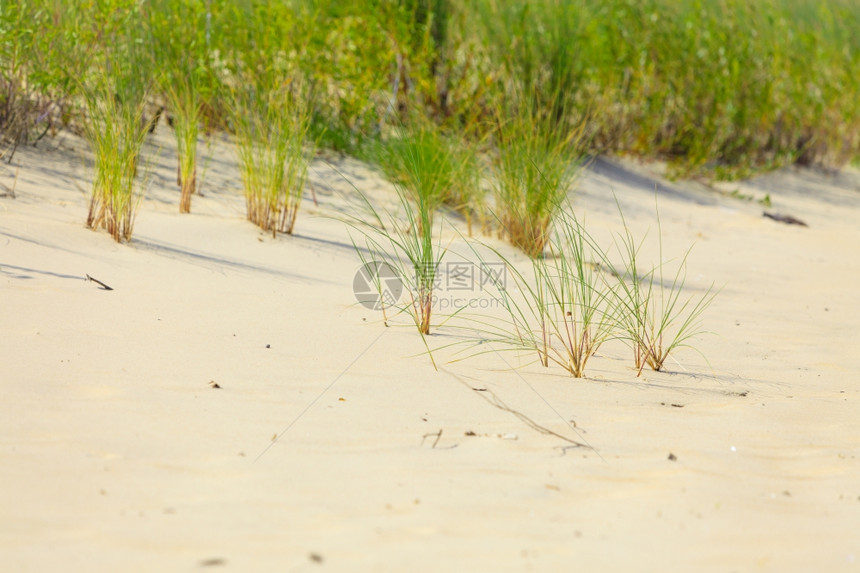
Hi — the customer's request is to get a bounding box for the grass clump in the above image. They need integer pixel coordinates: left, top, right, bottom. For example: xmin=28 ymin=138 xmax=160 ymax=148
xmin=470 ymin=205 xmax=616 ymax=378
xmin=168 ymin=81 xmax=203 ymax=214
xmin=466 ymin=198 xmax=716 ymax=378
xmin=220 ymin=2 xmax=315 ymax=237
xmin=231 ymin=80 xmax=313 ymax=237
xmin=345 ymin=123 xmax=464 ymax=348
xmin=371 ymin=120 xmax=482 ymax=234
xmin=82 ymin=23 xmax=152 ymax=243
xmin=610 ymin=203 xmax=717 ymax=374
xmin=348 ymin=189 xmax=445 ymax=339
xmin=490 ymin=94 xmax=582 ymax=258
xmin=345 ymin=180 xmax=447 ymax=371
xmin=146 ymin=0 xmax=217 ymax=213
xmin=83 ymin=82 xmax=150 ymax=242
xmin=541 ymin=210 xmax=618 ymax=377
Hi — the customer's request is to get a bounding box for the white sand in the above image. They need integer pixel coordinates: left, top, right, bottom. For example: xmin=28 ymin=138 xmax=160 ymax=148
xmin=2 ymin=129 xmax=859 ymax=572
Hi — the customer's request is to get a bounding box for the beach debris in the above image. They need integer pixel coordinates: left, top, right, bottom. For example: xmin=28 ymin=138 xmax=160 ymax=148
xmin=762 ymin=211 xmax=808 ymax=227
xmin=500 ymin=433 xmax=518 ymax=440
xmin=85 ymin=274 xmax=113 ymax=290
xmin=208 ymin=380 xmax=221 ymax=389
xmin=199 ymin=557 xmax=226 ymax=567
xmin=309 ymin=552 xmax=324 ymax=564
xmin=668 ymin=452 xmax=677 ymax=461
xmin=464 ymin=430 xmax=477 ymax=436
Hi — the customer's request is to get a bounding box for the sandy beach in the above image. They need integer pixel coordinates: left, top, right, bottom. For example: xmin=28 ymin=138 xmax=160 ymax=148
xmin=2 ymin=128 xmax=859 ymax=572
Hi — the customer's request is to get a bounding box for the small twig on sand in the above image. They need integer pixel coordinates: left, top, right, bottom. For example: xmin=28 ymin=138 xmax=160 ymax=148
xmin=85 ymin=274 xmax=114 ymax=290
xmin=555 ymin=445 xmax=582 ymax=457
xmin=763 ymin=211 xmax=808 ymax=227
xmin=421 ymin=429 xmax=443 ymax=448
xmin=308 ymin=181 xmax=318 ymax=206
xmin=0 ymin=167 xmax=19 ymax=198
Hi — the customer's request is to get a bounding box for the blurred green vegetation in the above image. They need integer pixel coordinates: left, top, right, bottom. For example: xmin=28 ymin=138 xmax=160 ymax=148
xmin=1 ymin=0 xmax=859 ymax=179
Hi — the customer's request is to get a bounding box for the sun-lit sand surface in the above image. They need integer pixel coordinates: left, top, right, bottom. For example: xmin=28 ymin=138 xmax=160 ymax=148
xmin=2 ymin=128 xmax=859 ymax=571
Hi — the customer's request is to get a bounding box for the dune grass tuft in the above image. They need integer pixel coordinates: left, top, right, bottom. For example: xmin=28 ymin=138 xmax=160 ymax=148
xmin=343 ymin=121 xmax=469 ymax=358
xmin=467 ymin=205 xmax=616 ymax=378
xmin=82 ymin=38 xmax=152 ymax=243
xmin=170 ymin=82 xmax=203 ymax=214
xmin=348 ymin=190 xmax=445 ymax=337
xmin=464 ymin=197 xmax=716 ymax=377
xmin=490 ymin=92 xmax=583 ymax=258
xmin=610 ymin=202 xmax=717 ymax=374
xmin=231 ymin=79 xmax=312 ymax=237
xmin=146 ymin=0 xmax=214 ymax=214
xmin=371 ymin=119 xmax=482 ymax=234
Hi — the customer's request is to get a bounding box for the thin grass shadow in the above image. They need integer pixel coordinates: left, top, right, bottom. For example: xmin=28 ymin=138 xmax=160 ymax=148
xmin=132 ymin=237 xmax=336 ymax=284
xmin=0 ymin=230 xmax=112 ymax=259
xmin=582 ymin=367 xmax=783 ymax=397
xmin=0 ymin=263 xmax=82 ymax=281
xmin=586 ymin=155 xmax=718 ymax=206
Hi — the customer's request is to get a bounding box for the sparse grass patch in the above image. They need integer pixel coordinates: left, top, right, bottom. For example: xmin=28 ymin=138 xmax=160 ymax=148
xmin=216 ymin=2 xmax=316 ymax=236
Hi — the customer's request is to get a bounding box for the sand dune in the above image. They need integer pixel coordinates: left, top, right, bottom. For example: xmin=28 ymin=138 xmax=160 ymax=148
xmin=2 ymin=129 xmax=859 ymax=572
